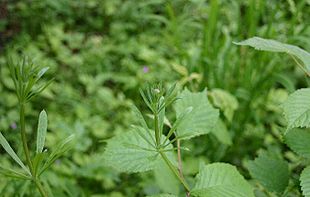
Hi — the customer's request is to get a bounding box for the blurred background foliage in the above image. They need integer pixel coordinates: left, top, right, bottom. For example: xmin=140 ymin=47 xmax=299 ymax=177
xmin=0 ymin=0 xmax=309 ymax=196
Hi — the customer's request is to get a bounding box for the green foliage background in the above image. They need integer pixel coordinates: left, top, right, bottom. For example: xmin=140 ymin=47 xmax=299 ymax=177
xmin=0 ymin=0 xmax=309 ymax=196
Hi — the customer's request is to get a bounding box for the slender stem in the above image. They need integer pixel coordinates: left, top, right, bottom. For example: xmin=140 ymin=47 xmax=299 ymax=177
xmin=177 ymin=140 xmax=190 ymax=197
xmin=20 ymin=102 xmax=49 ymax=197
xmin=35 ymin=180 xmax=48 ymax=197
xmin=154 ymin=113 xmax=160 ymax=146
xmin=159 ymin=151 xmax=190 ymax=192
xmin=20 ymin=102 xmax=34 ymax=174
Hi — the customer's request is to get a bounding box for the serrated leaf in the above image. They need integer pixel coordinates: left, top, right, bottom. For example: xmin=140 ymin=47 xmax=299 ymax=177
xmin=211 ymin=120 xmax=232 ymax=145
xmin=234 ymin=37 xmax=310 ymax=72
xmin=174 ymin=89 xmax=219 ymax=140
xmin=285 ymin=128 xmax=310 ymax=158
xmin=300 ymin=166 xmax=310 ymax=197
xmin=247 ymin=152 xmax=289 ymax=194
xmin=36 ymin=110 xmax=48 ymax=154
xmin=103 ymin=128 xmax=175 ymax=173
xmin=191 ymin=163 xmax=254 ymax=197
xmin=0 ymin=132 xmax=31 ymax=175
xmin=283 ymin=88 xmax=310 ymax=129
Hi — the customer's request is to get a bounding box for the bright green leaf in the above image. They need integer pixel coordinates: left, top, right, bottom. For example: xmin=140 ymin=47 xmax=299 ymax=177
xmin=174 ymin=89 xmax=219 ymax=140
xmin=103 ymin=128 xmax=175 ymax=173
xmin=247 ymin=152 xmax=289 ymax=194
xmin=234 ymin=37 xmax=310 ymax=72
xmin=211 ymin=120 xmax=232 ymax=145
xmin=191 ymin=163 xmax=254 ymax=197
xmin=300 ymin=165 xmax=310 ymax=197
xmin=36 ymin=110 xmax=48 ymax=154
xmin=0 ymin=132 xmax=31 ymax=175
xmin=285 ymin=128 xmax=310 ymax=158
xmin=283 ymin=88 xmax=310 ymax=129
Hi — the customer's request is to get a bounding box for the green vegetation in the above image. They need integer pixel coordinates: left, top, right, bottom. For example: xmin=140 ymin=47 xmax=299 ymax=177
xmin=0 ymin=0 xmax=309 ymax=196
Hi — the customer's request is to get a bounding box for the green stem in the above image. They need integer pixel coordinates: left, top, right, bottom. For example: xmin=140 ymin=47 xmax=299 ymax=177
xmin=20 ymin=102 xmax=49 ymax=197
xmin=20 ymin=103 xmax=34 ymax=174
xmin=159 ymin=151 xmax=190 ymax=192
xmin=35 ymin=180 xmax=48 ymax=197
xmin=154 ymin=113 xmax=160 ymax=146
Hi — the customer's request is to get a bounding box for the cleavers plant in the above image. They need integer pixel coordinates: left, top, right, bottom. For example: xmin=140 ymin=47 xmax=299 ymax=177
xmin=103 ymin=83 xmax=255 ymax=196
xmin=0 ymin=57 xmax=74 ymax=197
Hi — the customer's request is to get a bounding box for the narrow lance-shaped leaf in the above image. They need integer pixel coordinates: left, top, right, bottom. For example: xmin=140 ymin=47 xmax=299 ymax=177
xmin=234 ymin=37 xmax=310 ymax=73
xmin=36 ymin=110 xmax=48 ymax=154
xmin=0 ymin=132 xmax=31 ymax=175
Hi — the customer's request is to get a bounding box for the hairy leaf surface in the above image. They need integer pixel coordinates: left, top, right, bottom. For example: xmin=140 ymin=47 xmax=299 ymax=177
xmin=191 ymin=163 xmax=254 ymax=197
xmin=175 ymin=89 xmax=219 ymax=140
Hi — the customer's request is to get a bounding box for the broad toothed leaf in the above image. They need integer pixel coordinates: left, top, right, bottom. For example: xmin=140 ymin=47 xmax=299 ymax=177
xmin=103 ymin=128 xmax=175 ymax=173
xmin=246 ymin=151 xmax=289 ymax=194
xmin=191 ymin=163 xmax=254 ymax=197
xmin=284 ymin=128 xmax=310 ymax=158
xmin=301 ymin=166 xmax=310 ymax=197
xmin=174 ymin=89 xmax=219 ymax=140
xmin=283 ymin=88 xmax=310 ymax=129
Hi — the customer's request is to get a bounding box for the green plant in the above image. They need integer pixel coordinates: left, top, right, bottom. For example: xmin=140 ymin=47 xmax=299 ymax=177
xmin=235 ymin=37 xmax=310 ymax=196
xmin=103 ymin=83 xmax=254 ymax=196
xmin=0 ymin=56 xmax=74 ymax=197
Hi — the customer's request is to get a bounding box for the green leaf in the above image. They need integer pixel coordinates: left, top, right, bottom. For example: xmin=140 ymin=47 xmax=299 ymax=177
xmin=211 ymin=120 xmax=232 ymax=145
xmin=209 ymin=89 xmax=238 ymax=122
xmin=191 ymin=163 xmax=254 ymax=197
xmin=36 ymin=110 xmax=48 ymax=154
xmin=282 ymin=88 xmax=310 ymax=129
xmin=40 ymin=134 xmax=75 ymax=175
xmin=300 ymin=165 xmax=310 ymax=197
xmin=154 ymin=160 xmax=179 ymax=195
xmin=234 ymin=37 xmax=310 ymax=72
xmin=284 ymin=128 xmax=310 ymax=158
xmin=174 ymin=89 xmax=219 ymax=140
xmin=246 ymin=151 xmax=289 ymax=194
xmin=0 ymin=166 xmax=31 ymax=180
xmin=103 ymin=128 xmax=175 ymax=173
xmin=0 ymin=132 xmax=31 ymax=175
